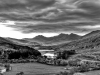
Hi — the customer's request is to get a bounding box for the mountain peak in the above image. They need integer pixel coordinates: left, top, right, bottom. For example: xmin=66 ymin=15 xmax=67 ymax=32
xmin=58 ymin=33 xmax=68 ymax=37
xmin=90 ymin=30 xmax=100 ymax=34
xmin=32 ymin=33 xmax=81 ymax=45
xmin=34 ymin=35 xmax=46 ymax=38
xmin=70 ymin=33 xmax=78 ymax=35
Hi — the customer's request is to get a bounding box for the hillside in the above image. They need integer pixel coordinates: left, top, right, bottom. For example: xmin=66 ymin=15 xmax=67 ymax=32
xmin=55 ymin=30 xmax=100 ymax=52
xmin=0 ymin=37 xmax=41 ymax=59
xmin=50 ymin=30 xmax=100 ymax=61
xmin=7 ymin=37 xmax=41 ymax=48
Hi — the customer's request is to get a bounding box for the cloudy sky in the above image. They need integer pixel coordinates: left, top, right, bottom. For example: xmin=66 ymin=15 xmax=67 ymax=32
xmin=0 ymin=0 xmax=100 ymax=39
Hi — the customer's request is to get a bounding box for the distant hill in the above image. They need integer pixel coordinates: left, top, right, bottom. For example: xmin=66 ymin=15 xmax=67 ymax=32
xmin=7 ymin=37 xmax=41 ymax=47
xmin=29 ymin=33 xmax=81 ymax=45
xmin=55 ymin=30 xmax=100 ymax=52
xmin=82 ymin=30 xmax=100 ymax=38
xmin=0 ymin=37 xmax=13 ymax=43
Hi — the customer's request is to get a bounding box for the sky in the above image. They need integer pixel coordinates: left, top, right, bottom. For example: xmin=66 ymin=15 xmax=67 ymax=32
xmin=0 ymin=0 xmax=100 ymax=39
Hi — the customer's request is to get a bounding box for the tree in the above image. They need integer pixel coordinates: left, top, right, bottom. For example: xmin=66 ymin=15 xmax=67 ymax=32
xmin=57 ymin=50 xmax=76 ymax=59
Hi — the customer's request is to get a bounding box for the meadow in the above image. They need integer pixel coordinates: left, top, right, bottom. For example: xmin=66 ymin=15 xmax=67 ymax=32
xmin=84 ymin=70 xmax=100 ymax=75
xmin=4 ymin=63 xmax=65 ymax=75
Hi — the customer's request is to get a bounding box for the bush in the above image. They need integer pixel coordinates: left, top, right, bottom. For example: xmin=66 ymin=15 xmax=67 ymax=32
xmin=67 ymin=63 xmax=90 ymax=73
xmin=67 ymin=59 xmax=81 ymax=66
xmin=56 ymin=71 xmax=74 ymax=75
xmin=69 ymin=61 xmax=100 ymax=73
xmin=77 ymin=64 xmax=89 ymax=72
xmin=79 ymin=60 xmax=100 ymax=71
xmin=53 ymin=59 xmax=68 ymax=66
xmin=16 ymin=72 xmax=24 ymax=75
xmin=59 ymin=60 xmax=68 ymax=66
xmin=57 ymin=50 xmax=76 ymax=59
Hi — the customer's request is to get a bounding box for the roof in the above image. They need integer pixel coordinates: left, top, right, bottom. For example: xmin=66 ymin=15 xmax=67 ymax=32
xmin=39 ymin=50 xmax=54 ymax=52
xmin=43 ymin=53 xmax=55 ymax=56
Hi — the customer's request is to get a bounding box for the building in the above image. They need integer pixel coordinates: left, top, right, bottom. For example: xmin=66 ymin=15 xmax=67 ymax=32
xmin=0 ymin=67 xmax=6 ymax=74
xmin=43 ymin=53 xmax=57 ymax=59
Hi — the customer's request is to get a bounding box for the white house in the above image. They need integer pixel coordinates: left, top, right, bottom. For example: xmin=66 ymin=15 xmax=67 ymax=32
xmin=43 ymin=53 xmax=57 ymax=59
xmin=0 ymin=67 xmax=6 ymax=74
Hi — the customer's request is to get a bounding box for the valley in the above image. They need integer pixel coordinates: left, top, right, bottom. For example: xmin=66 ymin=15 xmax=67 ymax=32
xmin=0 ymin=0 xmax=100 ymax=75
xmin=0 ymin=30 xmax=100 ymax=75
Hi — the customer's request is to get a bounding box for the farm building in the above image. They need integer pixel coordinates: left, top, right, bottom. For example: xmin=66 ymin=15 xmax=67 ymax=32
xmin=43 ymin=53 xmax=57 ymax=59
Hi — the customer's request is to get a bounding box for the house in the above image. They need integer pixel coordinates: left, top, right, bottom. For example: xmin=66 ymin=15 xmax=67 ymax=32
xmin=43 ymin=53 xmax=57 ymax=59
xmin=0 ymin=67 xmax=6 ymax=74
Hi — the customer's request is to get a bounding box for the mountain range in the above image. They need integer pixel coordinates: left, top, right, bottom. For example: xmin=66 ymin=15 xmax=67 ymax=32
xmin=0 ymin=30 xmax=100 ymax=60
xmin=26 ymin=33 xmax=81 ymax=45
xmin=0 ymin=33 xmax=80 ymax=50
xmin=0 ymin=30 xmax=100 ymax=52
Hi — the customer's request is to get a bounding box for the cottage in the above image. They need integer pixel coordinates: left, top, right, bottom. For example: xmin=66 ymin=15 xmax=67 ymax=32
xmin=43 ymin=53 xmax=57 ymax=59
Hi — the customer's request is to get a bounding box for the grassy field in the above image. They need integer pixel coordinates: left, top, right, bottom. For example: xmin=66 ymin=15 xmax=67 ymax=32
xmin=84 ymin=70 xmax=100 ymax=75
xmin=4 ymin=63 xmax=65 ymax=75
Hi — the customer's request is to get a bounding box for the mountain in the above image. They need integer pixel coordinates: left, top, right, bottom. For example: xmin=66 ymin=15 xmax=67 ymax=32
xmin=0 ymin=37 xmax=13 ymax=43
xmin=55 ymin=30 xmax=100 ymax=52
xmin=31 ymin=33 xmax=81 ymax=45
xmin=7 ymin=37 xmax=41 ymax=47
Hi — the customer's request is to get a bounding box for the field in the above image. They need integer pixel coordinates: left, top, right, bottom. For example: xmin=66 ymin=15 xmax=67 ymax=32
xmin=84 ymin=70 xmax=100 ymax=75
xmin=4 ymin=63 xmax=65 ymax=75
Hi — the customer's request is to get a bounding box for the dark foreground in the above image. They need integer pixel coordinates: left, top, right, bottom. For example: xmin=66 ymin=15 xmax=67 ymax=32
xmin=4 ymin=63 xmax=65 ymax=75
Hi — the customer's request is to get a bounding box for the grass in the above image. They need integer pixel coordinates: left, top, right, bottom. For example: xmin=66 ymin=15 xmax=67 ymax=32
xmin=4 ymin=63 xmax=65 ymax=75
xmin=84 ymin=70 xmax=100 ymax=75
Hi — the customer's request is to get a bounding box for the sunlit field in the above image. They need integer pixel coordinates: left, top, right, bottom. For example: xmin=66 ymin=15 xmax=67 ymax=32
xmin=4 ymin=63 xmax=65 ymax=75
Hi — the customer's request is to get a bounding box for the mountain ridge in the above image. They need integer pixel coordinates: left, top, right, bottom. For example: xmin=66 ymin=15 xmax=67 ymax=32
xmin=54 ymin=30 xmax=100 ymax=52
xmin=31 ymin=33 xmax=81 ymax=45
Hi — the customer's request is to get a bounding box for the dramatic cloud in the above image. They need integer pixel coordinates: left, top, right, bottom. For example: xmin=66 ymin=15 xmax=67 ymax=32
xmin=0 ymin=0 xmax=100 ymax=38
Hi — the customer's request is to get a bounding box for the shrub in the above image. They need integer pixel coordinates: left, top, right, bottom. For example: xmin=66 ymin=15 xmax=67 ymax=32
xmin=16 ymin=72 xmax=24 ymax=75
xmin=57 ymin=50 xmax=76 ymax=59
xmin=77 ymin=64 xmax=89 ymax=72
xmin=56 ymin=71 xmax=74 ymax=75
xmin=67 ymin=59 xmax=81 ymax=66
xmin=53 ymin=59 xmax=68 ymax=66
xmin=59 ymin=60 xmax=68 ymax=66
